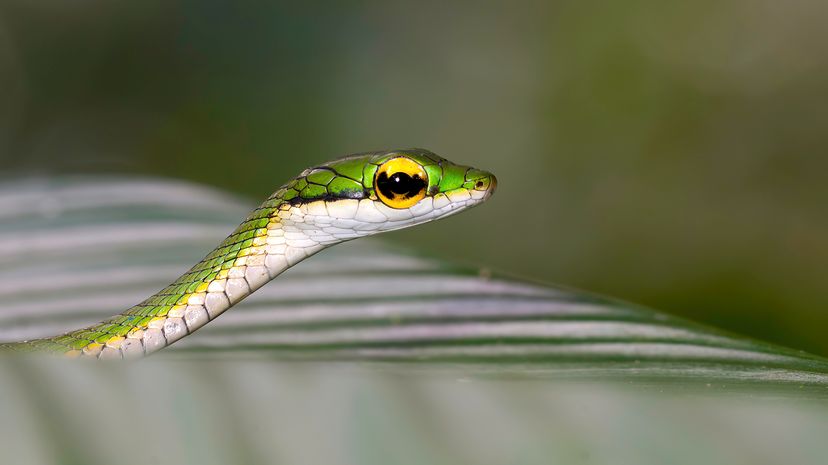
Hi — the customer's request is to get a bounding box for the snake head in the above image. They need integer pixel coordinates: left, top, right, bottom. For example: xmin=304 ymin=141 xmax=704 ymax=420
xmin=272 ymin=148 xmax=497 ymax=237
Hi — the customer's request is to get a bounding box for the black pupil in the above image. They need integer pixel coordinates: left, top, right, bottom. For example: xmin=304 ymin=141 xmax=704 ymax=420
xmin=377 ymin=171 xmax=426 ymax=199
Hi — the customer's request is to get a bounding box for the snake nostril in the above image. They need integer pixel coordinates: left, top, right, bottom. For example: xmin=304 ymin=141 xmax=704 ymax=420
xmin=475 ymin=181 xmax=485 ymax=189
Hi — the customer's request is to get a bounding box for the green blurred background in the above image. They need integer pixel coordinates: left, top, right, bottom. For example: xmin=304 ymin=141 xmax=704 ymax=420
xmin=0 ymin=0 xmax=826 ymax=355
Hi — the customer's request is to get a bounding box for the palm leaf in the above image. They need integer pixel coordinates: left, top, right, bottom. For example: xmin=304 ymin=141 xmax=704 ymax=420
xmin=0 ymin=176 xmax=826 ymax=465
xmin=1 ymin=176 xmax=825 ymax=385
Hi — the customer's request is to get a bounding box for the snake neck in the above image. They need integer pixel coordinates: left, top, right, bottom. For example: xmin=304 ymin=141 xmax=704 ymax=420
xmin=7 ymin=196 xmax=335 ymax=358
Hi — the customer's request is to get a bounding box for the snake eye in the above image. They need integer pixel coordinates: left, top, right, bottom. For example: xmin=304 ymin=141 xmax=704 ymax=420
xmin=375 ymin=157 xmax=428 ymax=209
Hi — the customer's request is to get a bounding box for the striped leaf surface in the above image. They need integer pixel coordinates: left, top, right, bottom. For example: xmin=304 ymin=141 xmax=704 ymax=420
xmin=1 ymin=176 xmax=828 ymax=465
xmin=0 ymin=176 xmax=826 ymax=385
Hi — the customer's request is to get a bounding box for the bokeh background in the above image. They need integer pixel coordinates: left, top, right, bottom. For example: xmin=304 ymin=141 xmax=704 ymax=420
xmin=1 ymin=0 xmax=826 ymax=355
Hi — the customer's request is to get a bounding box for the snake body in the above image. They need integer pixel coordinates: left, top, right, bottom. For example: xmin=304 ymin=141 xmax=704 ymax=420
xmin=1 ymin=149 xmax=496 ymax=358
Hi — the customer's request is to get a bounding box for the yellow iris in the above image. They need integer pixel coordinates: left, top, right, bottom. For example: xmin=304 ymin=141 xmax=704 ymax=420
xmin=374 ymin=157 xmax=429 ymax=209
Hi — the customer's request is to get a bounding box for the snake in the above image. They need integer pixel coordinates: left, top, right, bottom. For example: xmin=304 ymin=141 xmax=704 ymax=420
xmin=0 ymin=149 xmax=496 ymax=359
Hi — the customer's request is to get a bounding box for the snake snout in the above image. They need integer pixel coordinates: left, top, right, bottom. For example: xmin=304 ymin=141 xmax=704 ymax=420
xmin=467 ymin=169 xmax=497 ymax=200
xmin=486 ymin=174 xmax=498 ymax=197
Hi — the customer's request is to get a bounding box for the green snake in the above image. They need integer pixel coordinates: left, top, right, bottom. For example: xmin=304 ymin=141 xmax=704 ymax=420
xmin=1 ymin=149 xmax=496 ymax=358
